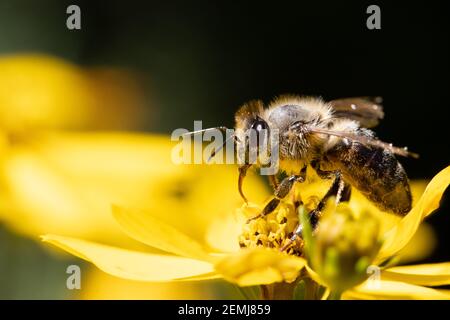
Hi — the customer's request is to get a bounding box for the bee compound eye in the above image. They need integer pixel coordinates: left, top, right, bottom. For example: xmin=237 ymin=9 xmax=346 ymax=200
xmin=251 ymin=118 xmax=269 ymax=132
xmin=250 ymin=118 xmax=270 ymax=150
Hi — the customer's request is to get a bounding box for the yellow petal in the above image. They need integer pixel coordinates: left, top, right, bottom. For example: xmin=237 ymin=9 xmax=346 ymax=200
xmin=344 ymin=280 xmax=450 ymax=300
xmin=382 ymin=262 xmax=450 ymax=286
xmin=421 ymin=168 xmax=450 ymax=219
xmin=215 ymin=247 xmax=305 ymax=286
xmin=174 ymin=272 xmax=222 ymax=281
xmin=376 ymin=166 xmax=450 ymax=263
xmin=0 ymin=132 xmax=267 ymax=248
xmin=0 ymin=54 xmax=145 ymax=131
xmin=395 ymin=223 xmax=437 ymax=264
xmin=0 ymin=54 xmax=92 ymax=130
xmin=205 ymin=208 xmax=247 ymax=253
xmin=42 ymin=234 xmax=215 ymax=282
xmin=80 ymin=268 xmax=217 ymax=300
xmin=304 ymin=265 xmax=328 ymax=287
xmin=112 ymin=205 xmax=214 ymax=262
xmin=0 ymin=133 xmax=180 ymax=247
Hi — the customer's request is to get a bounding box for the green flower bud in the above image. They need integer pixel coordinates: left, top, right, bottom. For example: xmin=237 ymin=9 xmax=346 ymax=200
xmin=311 ymin=203 xmax=382 ymax=293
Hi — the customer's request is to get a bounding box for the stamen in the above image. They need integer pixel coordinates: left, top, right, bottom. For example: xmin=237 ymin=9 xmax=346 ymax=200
xmin=238 ymin=201 xmax=305 ymax=256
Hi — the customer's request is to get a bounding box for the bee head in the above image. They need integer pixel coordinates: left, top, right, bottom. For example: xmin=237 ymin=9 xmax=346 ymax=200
xmin=234 ymin=100 xmax=265 ymax=131
xmin=234 ymin=100 xmax=274 ymax=202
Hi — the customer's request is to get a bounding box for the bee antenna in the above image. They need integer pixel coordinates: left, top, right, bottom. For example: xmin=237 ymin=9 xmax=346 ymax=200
xmin=207 ymin=134 xmax=236 ymax=162
xmin=308 ymin=127 xmax=419 ymax=159
xmin=182 ymin=126 xmax=228 ymax=137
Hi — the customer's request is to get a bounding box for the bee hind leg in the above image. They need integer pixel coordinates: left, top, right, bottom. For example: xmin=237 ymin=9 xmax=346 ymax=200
xmin=246 ymin=165 xmax=307 ymax=223
xmin=281 ymin=171 xmax=352 ymax=251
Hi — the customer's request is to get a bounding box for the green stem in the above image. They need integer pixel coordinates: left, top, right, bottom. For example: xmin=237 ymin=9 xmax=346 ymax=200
xmin=235 ymin=285 xmax=260 ymax=300
xmin=328 ymin=291 xmax=342 ymax=300
xmin=260 ymin=281 xmax=299 ymax=300
xmin=303 ymin=277 xmax=320 ymax=300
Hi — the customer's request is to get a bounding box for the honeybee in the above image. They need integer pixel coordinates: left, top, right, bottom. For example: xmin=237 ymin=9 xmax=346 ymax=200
xmin=189 ymin=95 xmax=417 ymax=247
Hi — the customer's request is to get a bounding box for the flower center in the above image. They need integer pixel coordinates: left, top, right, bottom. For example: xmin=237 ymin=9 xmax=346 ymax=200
xmin=238 ymin=196 xmax=319 ymax=256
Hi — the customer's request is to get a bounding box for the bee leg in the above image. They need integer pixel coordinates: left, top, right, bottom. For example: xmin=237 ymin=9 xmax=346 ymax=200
xmin=268 ymin=174 xmax=279 ymax=190
xmin=247 ymin=165 xmax=307 ymax=223
xmin=311 ymin=160 xmax=352 ymax=204
xmin=281 ymin=171 xmax=350 ymax=252
xmin=339 ymin=181 xmax=352 ymax=203
xmin=311 ymin=160 xmax=338 ymax=179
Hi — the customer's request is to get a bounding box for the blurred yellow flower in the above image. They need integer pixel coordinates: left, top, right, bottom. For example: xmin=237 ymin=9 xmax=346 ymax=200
xmin=0 ymin=53 xmax=148 ymax=245
xmin=0 ymin=133 xmax=266 ymax=244
xmin=0 ymin=53 xmax=262 ymax=299
xmin=43 ymin=151 xmax=450 ymax=300
xmin=2 ymin=132 xmax=269 ymax=299
xmin=0 ymin=54 xmax=147 ymax=132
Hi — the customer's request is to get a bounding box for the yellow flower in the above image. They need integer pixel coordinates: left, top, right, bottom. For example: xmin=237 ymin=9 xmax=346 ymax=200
xmin=43 ymin=166 xmax=450 ymax=299
xmin=0 ymin=53 xmax=146 ymax=132
xmin=0 ymin=54 xmax=156 ymax=244
xmin=2 ymin=132 xmax=270 ymax=298
xmin=303 ymin=166 xmax=450 ymax=299
xmin=43 ymin=203 xmax=306 ymax=287
xmin=38 ymin=144 xmax=304 ymax=293
xmin=0 ymin=53 xmax=251 ymax=299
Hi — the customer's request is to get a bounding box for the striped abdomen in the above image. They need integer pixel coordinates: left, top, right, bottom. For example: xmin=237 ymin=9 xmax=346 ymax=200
xmin=324 ymin=141 xmax=412 ymax=215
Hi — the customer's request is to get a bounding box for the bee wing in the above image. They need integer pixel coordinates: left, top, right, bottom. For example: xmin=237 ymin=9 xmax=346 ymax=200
xmin=308 ymin=127 xmax=418 ymax=158
xmin=329 ymin=97 xmax=384 ymax=128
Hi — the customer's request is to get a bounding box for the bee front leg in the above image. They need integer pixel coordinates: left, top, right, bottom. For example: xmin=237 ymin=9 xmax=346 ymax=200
xmin=268 ymin=174 xmax=279 ymax=190
xmin=247 ymin=165 xmax=307 ymax=223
